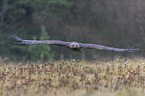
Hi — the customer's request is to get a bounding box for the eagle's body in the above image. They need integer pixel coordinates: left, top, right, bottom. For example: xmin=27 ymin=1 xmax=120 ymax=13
xmin=9 ymin=33 xmax=139 ymax=52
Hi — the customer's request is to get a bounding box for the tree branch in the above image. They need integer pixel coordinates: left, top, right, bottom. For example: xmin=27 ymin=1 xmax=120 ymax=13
xmin=0 ymin=0 xmax=8 ymax=30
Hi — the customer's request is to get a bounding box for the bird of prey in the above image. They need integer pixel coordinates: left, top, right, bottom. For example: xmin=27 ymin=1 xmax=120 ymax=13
xmin=9 ymin=33 xmax=139 ymax=52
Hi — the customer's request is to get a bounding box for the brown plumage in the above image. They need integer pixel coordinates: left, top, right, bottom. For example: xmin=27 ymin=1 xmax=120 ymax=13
xmin=9 ymin=33 xmax=139 ymax=52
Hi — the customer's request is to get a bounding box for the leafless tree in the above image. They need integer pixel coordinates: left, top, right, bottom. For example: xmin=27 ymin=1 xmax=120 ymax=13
xmin=0 ymin=0 xmax=8 ymax=31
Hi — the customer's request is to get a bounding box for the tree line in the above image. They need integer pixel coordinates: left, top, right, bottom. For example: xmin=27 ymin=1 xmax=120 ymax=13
xmin=0 ymin=0 xmax=144 ymax=61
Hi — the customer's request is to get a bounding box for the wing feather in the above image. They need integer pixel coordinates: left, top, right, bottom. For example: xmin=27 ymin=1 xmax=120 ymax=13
xmin=80 ymin=43 xmax=139 ymax=52
xmin=9 ymin=33 xmax=70 ymax=46
xmin=9 ymin=33 xmax=139 ymax=52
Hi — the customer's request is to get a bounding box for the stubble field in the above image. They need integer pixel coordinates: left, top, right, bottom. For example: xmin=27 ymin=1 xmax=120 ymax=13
xmin=0 ymin=58 xmax=145 ymax=96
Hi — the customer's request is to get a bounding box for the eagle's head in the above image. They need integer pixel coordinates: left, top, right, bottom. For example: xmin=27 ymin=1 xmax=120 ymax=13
xmin=69 ymin=42 xmax=81 ymax=49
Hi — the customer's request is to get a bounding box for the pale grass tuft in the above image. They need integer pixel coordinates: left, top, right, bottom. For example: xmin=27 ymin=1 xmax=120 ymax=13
xmin=0 ymin=58 xmax=145 ymax=96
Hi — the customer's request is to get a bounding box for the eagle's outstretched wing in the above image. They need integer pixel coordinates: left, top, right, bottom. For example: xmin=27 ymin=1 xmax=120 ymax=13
xmin=9 ymin=33 xmax=70 ymax=46
xmin=9 ymin=33 xmax=139 ymax=52
xmin=80 ymin=43 xmax=139 ymax=52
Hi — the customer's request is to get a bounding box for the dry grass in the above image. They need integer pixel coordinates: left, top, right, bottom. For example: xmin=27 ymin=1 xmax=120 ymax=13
xmin=0 ymin=58 xmax=145 ymax=96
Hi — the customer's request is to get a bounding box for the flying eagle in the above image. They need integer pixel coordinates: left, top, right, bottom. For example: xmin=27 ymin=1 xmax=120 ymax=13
xmin=9 ymin=33 xmax=139 ymax=52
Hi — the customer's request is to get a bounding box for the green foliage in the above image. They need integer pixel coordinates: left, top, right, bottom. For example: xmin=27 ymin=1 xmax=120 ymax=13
xmin=28 ymin=26 xmax=54 ymax=61
xmin=0 ymin=0 xmax=144 ymax=61
xmin=34 ymin=0 xmax=74 ymax=18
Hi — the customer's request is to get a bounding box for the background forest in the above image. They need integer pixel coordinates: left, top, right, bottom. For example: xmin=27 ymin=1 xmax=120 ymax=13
xmin=0 ymin=0 xmax=144 ymax=61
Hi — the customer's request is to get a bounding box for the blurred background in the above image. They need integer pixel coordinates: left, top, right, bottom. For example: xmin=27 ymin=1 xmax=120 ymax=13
xmin=0 ymin=0 xmax=144 ymax=61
